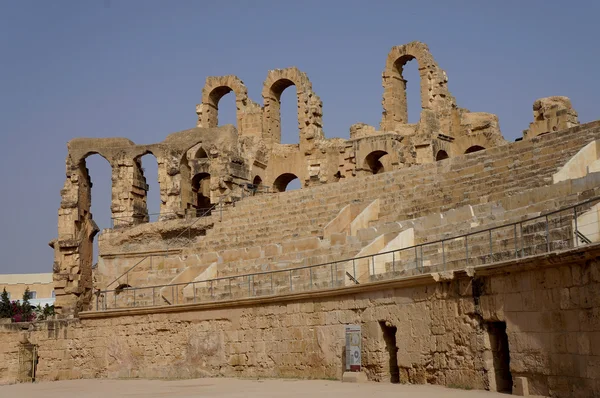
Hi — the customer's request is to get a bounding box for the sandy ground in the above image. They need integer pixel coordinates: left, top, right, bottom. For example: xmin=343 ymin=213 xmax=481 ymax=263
xmin=0 ymin=377 xmax=512 ymax=398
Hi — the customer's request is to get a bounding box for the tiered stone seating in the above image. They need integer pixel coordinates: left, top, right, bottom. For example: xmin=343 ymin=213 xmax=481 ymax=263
xmin=99 ymin=122 xmax=600 ymax=306
xmin=189 ymin=122 xmax=600 ymax=255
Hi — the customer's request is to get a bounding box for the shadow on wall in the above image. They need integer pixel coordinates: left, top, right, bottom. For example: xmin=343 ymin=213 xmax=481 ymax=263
xmin=379 ymin=321 xmax=399 ymax=383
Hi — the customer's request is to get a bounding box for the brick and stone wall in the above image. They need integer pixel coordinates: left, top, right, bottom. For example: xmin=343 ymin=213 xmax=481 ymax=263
xmin=2 ymin=246 xmax=599 ymax=397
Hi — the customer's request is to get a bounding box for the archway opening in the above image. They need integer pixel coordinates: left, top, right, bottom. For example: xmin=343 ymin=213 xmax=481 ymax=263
xmin=402 ymin=58 xmax=421 ymax=124
xmin=279 ymin=83 xmax=300 ymax=144
xmin=273 ymin=173 xmax=300 ymax=192
xmin=194 ymin=146 xmax=208 ymax=159
xmin=436 ymin=150 xmax=449 ymax=161
xmin=215 ymin=90 xmax=237 ymax=127
xmin=191 ymin=172 xmax=211 ymax=215
xmin=135 ymin=153 xmax=161 ymax=221
xmin=253 ymin=175 xmax=263 ymax=187
xmin=364 ymin=151 xmax=389 ymax=174
xmin=391 ymin=55 xmax=422 ymax=124
xmin=81 ymin=154 xmax=112 ymax=267
xmin=465 ymin=145 xmax=485 ymax=154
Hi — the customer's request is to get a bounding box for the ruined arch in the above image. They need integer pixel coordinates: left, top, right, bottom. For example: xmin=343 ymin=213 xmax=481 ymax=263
xmin=436 ymin=150 xmax=449 ymax=161
xmin=381 ymin=41 xmax=455 ymax=131
xmin=77 ymin=152 xmax=113 ymax=225
xmin=364 ymin=151 xmax=389 ymax=174
xmin=198 ymin=75 xmax=249 ymax=130
xmin=262 ymin=67 xmax=321 ymax=145
xmin=273 ymin=173 xmax=300 ymax=192
xmin=465 ymin=145 xmax=485 ymax=154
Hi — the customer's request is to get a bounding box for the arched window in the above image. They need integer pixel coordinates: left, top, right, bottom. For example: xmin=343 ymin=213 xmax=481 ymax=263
xmin=191 ymin=173 xmax=211 ymax=214
xmin=465 ymin=146 xmax=485 ymax=154
xmin=205 ymin=86 xmax=237 ymax=128
xmin=273 ymin=173 xmax=300 ymax=192
xmin=279 ymin=84 xmax=300 ymax=144
xmin=195 ymin=146 xmax=208 ymax=159
xmin=391 ymin=55 xmax=422 ymax=124
xmin=80 ymin=153 xmax=112 ymax=266
xmin=135 ymin=152 xmax=161 ymax=221
xmin=265 ymin=78 xmax=299 ymax=144
xmin=364 ymin=151 xmax=389 ymax=174
xmin=401 ymin=57 xmax=421 ymax=123
xmin=214 ymin=90 xmax=236 ymax=127
xmin=436 ymin=150 xmax=449 ymax=161
xmin=253 ymin=175 xmax=263 ymax=186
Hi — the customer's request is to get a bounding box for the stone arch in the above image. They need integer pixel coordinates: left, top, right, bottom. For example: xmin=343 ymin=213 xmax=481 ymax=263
xmin=198 ymin=75 xmax=249 ymax=130
xmin=272 ymin=173 xmax=300 ymax=192
xmin=194 ymin=146 xmax=208 ymax=159
xmin=436 ymin=150 xmax=449 ymax=161
xmin=381 ymin=41 xmax=456 ymax=131
xmin=77 ymin=151 xmax=113 ymax=221
xmin=262 ymin=67 xmax=323 ymax=145
xmin=465 ymin=145 xmax=485 ymax=154
xmin=364 ymin=151 xmax=389 ymax=175
xmin=253 ymin=175 xmax=263 ymax=186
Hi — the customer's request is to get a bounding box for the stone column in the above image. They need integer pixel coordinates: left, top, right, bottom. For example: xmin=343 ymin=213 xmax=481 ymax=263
xmin=52 ymin=162 xmax=98 ymax=317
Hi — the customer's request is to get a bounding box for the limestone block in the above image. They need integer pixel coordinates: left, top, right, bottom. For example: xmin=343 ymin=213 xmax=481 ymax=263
xmin=264 ymin=244 xmax=281 ymax=257
xmin=513 ymin=376 xmax=529 ymax=396
xmin=357 ymin=227 xmax=378 ymax=243
xmin=330 ymin=233 xmax=347 ymax=246
xmin=342 ymin=371 xmax=368 ymax=383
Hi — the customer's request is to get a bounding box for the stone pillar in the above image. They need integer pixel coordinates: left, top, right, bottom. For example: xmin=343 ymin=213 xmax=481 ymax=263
xmin=51 ymin=162 xmax=98 ymax=317
xmin=111 ymin=155 xmax=149 ymax=227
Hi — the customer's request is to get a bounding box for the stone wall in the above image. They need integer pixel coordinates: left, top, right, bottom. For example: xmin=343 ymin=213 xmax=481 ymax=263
xmin=3 ymin=246 xmax=599 ymax=397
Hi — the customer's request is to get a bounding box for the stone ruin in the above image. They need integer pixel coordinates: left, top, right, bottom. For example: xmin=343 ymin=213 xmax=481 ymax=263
xmin=49 ymin=41 xmax=537 ymax=315
xmin=29 ymin=41 xmax=600 ymax=397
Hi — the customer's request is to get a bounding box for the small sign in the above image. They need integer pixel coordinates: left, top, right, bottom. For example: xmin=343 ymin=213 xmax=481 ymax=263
xmin=345 ymin=324 xmax=361 ymax=371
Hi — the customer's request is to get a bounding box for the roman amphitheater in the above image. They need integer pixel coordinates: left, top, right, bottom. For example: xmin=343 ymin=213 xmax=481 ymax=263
xmin=1 ymin=41 xmax=599 ymax=397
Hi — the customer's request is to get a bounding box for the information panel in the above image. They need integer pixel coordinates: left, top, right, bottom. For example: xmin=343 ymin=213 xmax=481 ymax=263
xmin=345 ymin=324 xmax=361 ymax=372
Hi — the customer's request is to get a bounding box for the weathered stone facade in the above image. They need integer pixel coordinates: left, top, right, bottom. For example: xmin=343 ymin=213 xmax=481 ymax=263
xmin=50 ymin=41 xmax=579 ymax=316
xmin=2 ymin=247 xmax=600 ymax=397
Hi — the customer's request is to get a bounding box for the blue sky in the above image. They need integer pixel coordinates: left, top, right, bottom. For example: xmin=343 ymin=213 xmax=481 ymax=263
xmin=0 ymin=1 xmax=598 ymax=274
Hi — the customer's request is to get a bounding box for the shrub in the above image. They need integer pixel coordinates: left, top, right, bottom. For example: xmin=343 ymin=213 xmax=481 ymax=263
xmin=0 ymin=288 xmax=11 ymax=318
xmin=0 ymin=288 xmax=38 ymax=322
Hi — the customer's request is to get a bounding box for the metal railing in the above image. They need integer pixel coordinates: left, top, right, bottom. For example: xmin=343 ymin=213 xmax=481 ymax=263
xmin=104 ymin=203 xmax=220 ymax=290
xmin=95 ymin=196 xmax=600 ymax=312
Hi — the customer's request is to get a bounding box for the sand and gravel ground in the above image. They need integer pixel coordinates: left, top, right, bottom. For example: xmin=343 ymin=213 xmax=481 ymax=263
xmin=0 ymin=377 xmax=512 ymax=398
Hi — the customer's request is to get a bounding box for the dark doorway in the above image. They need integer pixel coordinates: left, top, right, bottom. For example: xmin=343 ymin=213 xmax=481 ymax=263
xmin=191 ymin=172 xmax=211 ymax=215
xmin=379 ymin=321 xmax=399 ymax=383
xmin=364 ymin=151 xmax=389 ymax=175
xmin=465 ymin=145 xmax=485 ymax=154
xmin=436 ymin=150 xmax=449 ymax=161
xmin=487 ymin=322 xmax=512 ymax=393
xmin=273 ymin=173 xmax=300 ymax=192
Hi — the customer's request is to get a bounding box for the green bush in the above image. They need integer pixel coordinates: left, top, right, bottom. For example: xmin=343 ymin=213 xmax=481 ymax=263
xmin=0 ymin=287 xmax=54 ymax=322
